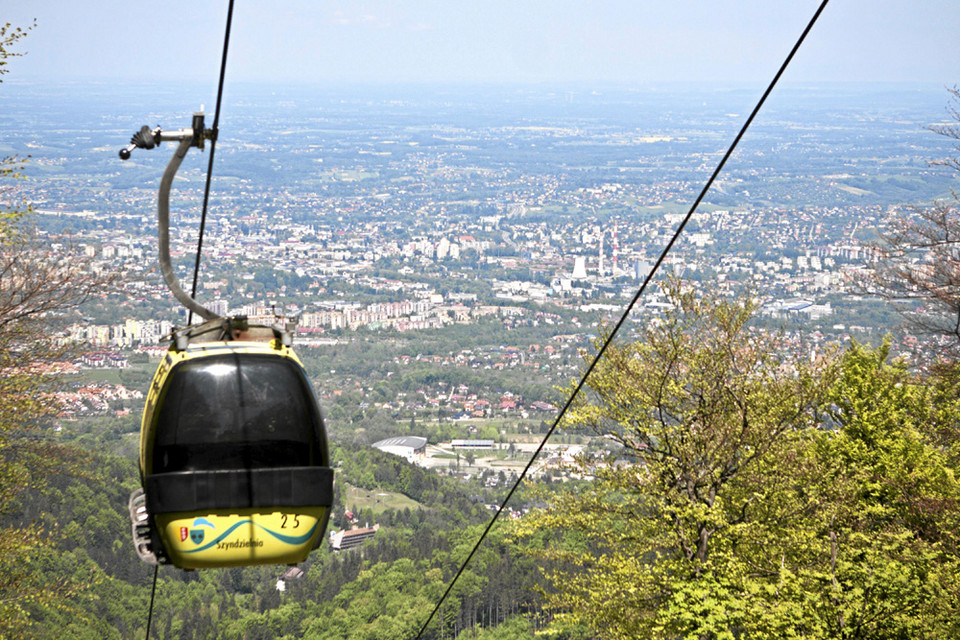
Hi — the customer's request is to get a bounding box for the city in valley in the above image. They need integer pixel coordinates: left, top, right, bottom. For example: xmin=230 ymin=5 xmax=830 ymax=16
xmin=3 ymin=82 xmax=956 ymax=481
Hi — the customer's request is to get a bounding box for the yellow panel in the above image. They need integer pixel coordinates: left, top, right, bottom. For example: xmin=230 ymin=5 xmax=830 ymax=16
xmin=156 ymin=508 xmax=326 ymax=569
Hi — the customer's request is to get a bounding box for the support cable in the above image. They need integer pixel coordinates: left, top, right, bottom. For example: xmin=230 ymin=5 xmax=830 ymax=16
xmin=187 ymin=0 xmax=236 ymax=325
xmin=144 ymin=1 xmax=233 ymax=632
xmin=144 ymin=565 xmax=158 ymax=640
xmin=413 ymin=1 xmax=831 ymax=637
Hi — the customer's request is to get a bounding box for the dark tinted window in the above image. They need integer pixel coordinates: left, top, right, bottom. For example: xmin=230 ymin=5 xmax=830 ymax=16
xmin=152 ymin=353 xmax=324 ymax=473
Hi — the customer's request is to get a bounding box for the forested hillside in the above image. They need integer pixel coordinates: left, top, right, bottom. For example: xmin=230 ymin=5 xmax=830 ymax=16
xmin=3 ymin=441 xmax=547 ymax=639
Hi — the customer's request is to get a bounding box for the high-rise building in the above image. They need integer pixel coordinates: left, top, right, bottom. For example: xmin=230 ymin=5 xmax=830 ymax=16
xmin=635 ymin=260 xmax=652 ymax=281
xmin=208 ymin=299 xmax=229 ymax=317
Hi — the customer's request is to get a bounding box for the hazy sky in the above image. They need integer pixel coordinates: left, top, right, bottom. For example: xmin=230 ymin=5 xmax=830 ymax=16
xmin=3 ymin=1 xmax=959 ymax=86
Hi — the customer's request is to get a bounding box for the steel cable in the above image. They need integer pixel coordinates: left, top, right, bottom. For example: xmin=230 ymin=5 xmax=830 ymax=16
xmin=414 ymin=1 xmax=831 ymax=636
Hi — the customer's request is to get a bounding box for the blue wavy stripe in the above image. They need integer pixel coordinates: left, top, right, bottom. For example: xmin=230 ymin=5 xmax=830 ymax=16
xmin=259 ymin=519 xmax=321 ymax=545
xmin=183 ymin=518 xmax=320 ymax=554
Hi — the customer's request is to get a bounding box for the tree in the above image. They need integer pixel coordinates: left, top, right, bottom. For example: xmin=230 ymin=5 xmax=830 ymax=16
xmin=516 ymin=275 xmax=960 ymax=638
xmin=802 ymin=339 xmax=960 ymax=638
xmin=867 ymin=86 xmax=960 ymax=356
xmin=0 ymin=22 xmax=116 ymax=638
xmin=515 ymin=281 xmax=836 ymax=639
xmin=0 ymin=21 xmax=36 ymax=233
xmin=868 ymin=200 xmax=960 ymax=352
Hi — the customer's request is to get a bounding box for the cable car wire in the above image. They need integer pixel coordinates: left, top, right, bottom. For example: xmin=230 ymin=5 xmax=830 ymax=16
xmin=414 ymin=0 xmax=831 ymax=636
xmin=144 ymin=4 xmax=236 ymax=637
xmin=144 ymin=565 xmax=158 ymax=640
xmin=187 ymin=0 xmax=236 ymax=325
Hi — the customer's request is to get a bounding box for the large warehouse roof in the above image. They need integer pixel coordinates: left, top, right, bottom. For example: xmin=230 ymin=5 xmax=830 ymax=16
xmin=372 ymin=436 xmax=428 ymax=450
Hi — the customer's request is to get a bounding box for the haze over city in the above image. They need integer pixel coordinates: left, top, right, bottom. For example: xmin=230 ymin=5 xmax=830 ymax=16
xmin=6 ymin=0 xmax=960 ymax=85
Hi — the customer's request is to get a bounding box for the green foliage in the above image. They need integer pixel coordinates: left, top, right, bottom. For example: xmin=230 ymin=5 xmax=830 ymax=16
xmin=0 ymin=22 xmax=114 ymax=637
xmin=0 ymin=21 xmax=36 ymax=233
xmin=0 ymin=22 xmax=33 ymax=82
xmin=0 ymin=423 xmax=538 ymax=639
xmin=808 ymin=340 xmax=960 ymax=637
xmin=516 ymin=285 xmax=960 ymax=639
xmin=472 ymin=615 xmax=536 ymax=640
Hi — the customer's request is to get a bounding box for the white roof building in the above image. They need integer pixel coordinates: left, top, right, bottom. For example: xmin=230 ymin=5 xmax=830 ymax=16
xmin=372 ymin=436 xmax=428 ymax=462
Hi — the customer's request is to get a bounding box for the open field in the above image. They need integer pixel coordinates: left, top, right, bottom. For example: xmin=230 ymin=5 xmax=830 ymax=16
xmin=341 ymin=482 xmax=423 ymax=515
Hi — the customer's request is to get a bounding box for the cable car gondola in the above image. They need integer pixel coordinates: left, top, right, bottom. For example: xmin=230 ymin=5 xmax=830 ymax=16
xmin=121 ymin=116 xmax=333 ymax=569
